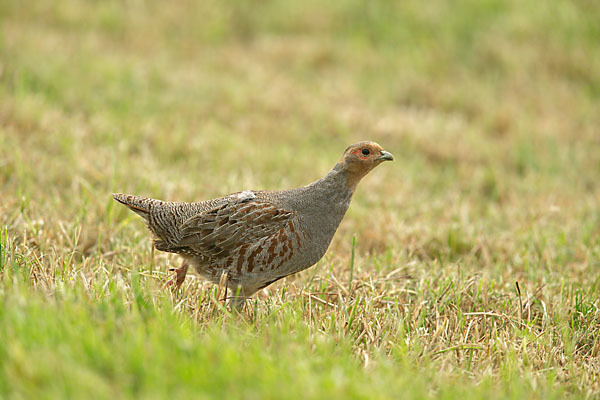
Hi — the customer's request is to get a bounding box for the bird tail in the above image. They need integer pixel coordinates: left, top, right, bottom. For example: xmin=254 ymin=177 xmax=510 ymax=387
xmin=113 ymin=193 xmax=185 ymax=253
xmin=112 ymin=193 xmax=155 ymax=220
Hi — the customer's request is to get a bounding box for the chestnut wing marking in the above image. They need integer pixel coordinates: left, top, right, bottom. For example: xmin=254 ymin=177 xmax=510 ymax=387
xmin=174 ymin=199 xmax=294 ymax=260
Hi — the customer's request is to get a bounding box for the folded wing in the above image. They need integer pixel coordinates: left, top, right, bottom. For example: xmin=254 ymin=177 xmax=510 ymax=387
xmin=157 ymin=198 xmax=294 ymax=261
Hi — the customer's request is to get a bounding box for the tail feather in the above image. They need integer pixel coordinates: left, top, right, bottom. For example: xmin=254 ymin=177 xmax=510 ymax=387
xmin=112 ymin=193 xmax=153 ymax=219
xmin=113 ymin=193 xmax=202 ymax=252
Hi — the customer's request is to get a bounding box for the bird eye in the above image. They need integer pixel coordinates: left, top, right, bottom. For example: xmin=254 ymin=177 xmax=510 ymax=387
xmin=361 ymin=148 xmax=370 ymax=156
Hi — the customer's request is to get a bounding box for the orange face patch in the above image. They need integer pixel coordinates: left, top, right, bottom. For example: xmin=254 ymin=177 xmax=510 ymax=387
xmin=352 ymin=149 xmax=369 ymax=160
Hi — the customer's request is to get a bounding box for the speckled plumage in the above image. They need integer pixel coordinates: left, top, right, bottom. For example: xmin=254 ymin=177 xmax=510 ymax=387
xmin=113 ymin=141 xmax=393 ymax=304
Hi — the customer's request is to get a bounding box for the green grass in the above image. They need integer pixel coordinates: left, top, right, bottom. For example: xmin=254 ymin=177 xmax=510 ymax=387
xmin=1 ymin=0 xmax=599 ymax=398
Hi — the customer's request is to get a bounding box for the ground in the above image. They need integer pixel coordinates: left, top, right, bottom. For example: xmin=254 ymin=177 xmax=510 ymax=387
xmin=1 ymin=0 xmax=599 ymax=398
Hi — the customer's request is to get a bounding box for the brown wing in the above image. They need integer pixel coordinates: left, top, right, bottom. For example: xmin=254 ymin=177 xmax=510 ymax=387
xmin=171 ymin=198 xmax=294 ymax=260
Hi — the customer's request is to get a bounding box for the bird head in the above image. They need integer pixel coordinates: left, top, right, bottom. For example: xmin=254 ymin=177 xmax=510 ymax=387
xmin=338 ymin=141 xmax=394 ymax=189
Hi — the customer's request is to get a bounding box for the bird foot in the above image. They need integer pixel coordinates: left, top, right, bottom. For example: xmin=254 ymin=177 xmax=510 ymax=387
xmin=166 ymin=262 xmax=189 ymax=289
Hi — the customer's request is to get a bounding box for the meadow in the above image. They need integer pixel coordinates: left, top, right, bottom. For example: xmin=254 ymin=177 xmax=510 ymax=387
xmin=1 ymin=0 xmax=599 ymax=398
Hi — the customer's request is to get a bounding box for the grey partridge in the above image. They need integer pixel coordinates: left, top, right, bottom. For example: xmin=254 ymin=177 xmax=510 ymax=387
xmin=113 ymin=141 xmax=394 ymax=305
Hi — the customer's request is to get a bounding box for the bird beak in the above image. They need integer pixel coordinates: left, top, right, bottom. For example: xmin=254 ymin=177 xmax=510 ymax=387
xmin=377 ymin=150 xmax=394 ymax=161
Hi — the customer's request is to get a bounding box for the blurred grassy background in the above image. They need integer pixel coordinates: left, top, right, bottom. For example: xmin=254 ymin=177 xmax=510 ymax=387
xmin=1 ymin=0 xmax=599 ymax=398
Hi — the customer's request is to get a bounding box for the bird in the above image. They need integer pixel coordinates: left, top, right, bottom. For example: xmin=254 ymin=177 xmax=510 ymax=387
xmin=113 ymin=141 xmax=394 ymax=307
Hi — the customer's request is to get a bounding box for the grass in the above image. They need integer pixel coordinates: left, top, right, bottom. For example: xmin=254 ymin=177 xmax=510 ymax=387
xmin=1 ymin=0 xmax=599 ymax=398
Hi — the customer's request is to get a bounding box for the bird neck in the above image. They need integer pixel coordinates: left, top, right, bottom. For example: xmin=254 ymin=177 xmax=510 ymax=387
xmin=330 ymin=162 xmax=367 ymax=193
xmin=285 ymin=163 xmax=359 ymax=215
xmin=300 ymin=163 xmax=357 ymax=211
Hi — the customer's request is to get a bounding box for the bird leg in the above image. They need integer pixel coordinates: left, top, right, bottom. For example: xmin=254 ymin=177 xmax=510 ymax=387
xmin=228 ymin=285 xmax=248 ymax=312
xmin=217 ymin=272 xmax=245 ymax=311
xmin=230 ymin=295 xmax=247 ymax=312
xmin=167 ymin=260 xmax=189 ymax=289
